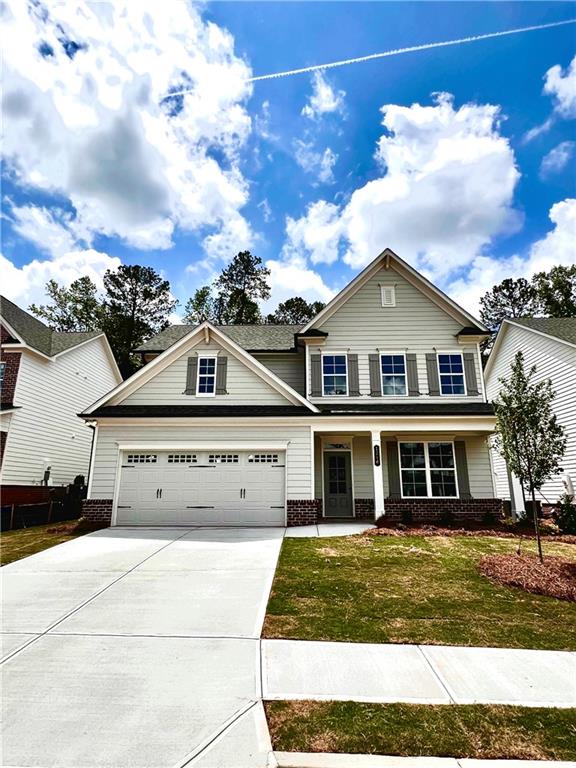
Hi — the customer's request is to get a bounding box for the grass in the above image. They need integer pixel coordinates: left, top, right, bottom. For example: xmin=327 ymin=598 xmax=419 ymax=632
xmin=0 ymin=520 xmax=87 ymax=566
xmin=264 ymin=534 xmax=576 ymax=650
xmin=266 ymin=701 xmax=576 ymax=761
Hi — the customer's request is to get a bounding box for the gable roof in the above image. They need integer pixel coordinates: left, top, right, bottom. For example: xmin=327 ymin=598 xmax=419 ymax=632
xmin=509 ymin=317 xmax=576 ymax=347
xmin=0 ymin=295 xmax=103 ymax=357
xmin=136 ymin=324 xmax=301 ymax=354
xmin=84 ymin=321 xmax=319 ymax=415
xmin=300 ymin=248 xmax=489 ymax=334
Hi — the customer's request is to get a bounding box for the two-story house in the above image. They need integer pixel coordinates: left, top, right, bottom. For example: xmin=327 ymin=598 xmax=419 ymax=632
xmin=485 ymin=317 xmax=576 ymax=516
xmin=81 ymin=249 xmax=500 ymax=527
xmin=0 ymin=296 xmax=121 ymax=491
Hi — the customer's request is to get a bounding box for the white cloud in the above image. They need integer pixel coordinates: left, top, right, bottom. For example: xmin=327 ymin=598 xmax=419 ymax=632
xmin=258 ymin=198 xmax=273 ymax=223
xmin=540 ymin=141 xmax=575 ymax=178
xmin=283 ymin=201 xmax=342 ymax=265
xmin=544 ymin=55 xmax=576 ymax=119
xmin=0 ymin=249 xmax=121 ymax=308
xmin=301 ymin=70 xmax=345 ymax=120
xmin=294 ymin=141 xmax=338 ymax=184
xmin=1 ymin=1 xmax=253 ymax=256
xmin=265 ymin=254 xmax=335 ymax=311
xmin=447 ymin=198 xmax=576 ymax=314
xmin=7 ymin=204 xmax=80 ymax=257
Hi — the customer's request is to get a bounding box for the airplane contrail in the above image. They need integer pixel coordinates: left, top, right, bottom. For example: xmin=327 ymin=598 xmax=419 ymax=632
xmin=165 ymin=17 xmax=575 ymax=95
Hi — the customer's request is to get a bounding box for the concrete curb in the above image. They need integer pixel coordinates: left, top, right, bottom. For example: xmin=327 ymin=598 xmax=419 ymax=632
xmin=274 ymin=753 xmax=576 ymax=767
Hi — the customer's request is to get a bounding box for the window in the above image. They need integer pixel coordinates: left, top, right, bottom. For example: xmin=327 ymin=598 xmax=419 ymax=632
xmin=399 ymin=442 xmax=457 ymax=498
xmin=127 ymin=454 xmax=157 ymax=464
xmin=196 ymin=356 xmax=217 ymax=396
xmin=322 ymin=355 xmax=348 ymax=396
xmin=167 ymin=454 xmax=197 ymax=464
xmin=0 ymin=361 xmax=5 ymax=386
xmin=438 ymin=353 xmax=466 ymax=395
xmin=381 ymin=354 xmax=407 ymax=395
xmin=248 ymin=454 xmax=279 ymax=463
xmin=208 ymin=454 xmax=239 ymax=464
xmin=380 ymin=285 xmax=396 ymax=307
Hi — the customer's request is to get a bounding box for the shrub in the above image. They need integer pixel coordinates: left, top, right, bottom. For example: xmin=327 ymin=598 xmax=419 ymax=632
xmin=400 ymin=508 xmax=413 ymax=525
xmin=481 ymin=510 xmax=498 ymax=527
xmin=554 ymin=493 xmax=576 ymax=535
xmin=539 ymin=519 xmax=560 ymax=536
xmin=438 ymin=510 xmax=455 ymax=527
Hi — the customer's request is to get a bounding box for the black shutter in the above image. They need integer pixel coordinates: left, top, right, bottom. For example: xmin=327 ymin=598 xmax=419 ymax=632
xmin=369 ymin=354 xmax=381 ymax=397
xmin=454 ymin=440 xmax=472 ymax=499
xmin=386 ymin=442 xmax=401 ymax=498
xmin=463 ymin=352 xmax=480 ymax=396
xmin=216 ymin=356 xmax=228 ymax=395
xmin=426 ymin=353 xmax=440 ymax=396
xmin=310 ymin=355 xmax=322 ymax=397
xmin=184 ymin=357 xmax=197 ymax=395
xmin=348 ymin=354 xmax=360 ymax=396
xmin=406 ymin=353 xmax=420 ymax=396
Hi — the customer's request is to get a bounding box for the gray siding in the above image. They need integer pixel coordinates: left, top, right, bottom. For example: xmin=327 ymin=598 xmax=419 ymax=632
xmin=122 ymin=341 xmax=290 ymax=406
xmin=253 ymin=352 xmax=305 ymax=395
xmin=486 ymin=323 xmax=576 ymax=503
xmin=90 ymin=422 xmax=313 ymax=500
xmin=309 ymin=266 xmax=483 ymax=403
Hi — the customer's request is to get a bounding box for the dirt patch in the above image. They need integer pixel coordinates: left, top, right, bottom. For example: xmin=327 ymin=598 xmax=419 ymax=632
xmin=368 ymin=525 xmax=576 ymax=545
xmin=479 ymin=553 xmax=576 ymax=602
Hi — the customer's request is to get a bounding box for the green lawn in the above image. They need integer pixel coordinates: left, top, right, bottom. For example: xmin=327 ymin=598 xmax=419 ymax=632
xmin=266 ymin=701 xmax=576 ymax=761
xmin=0 ymin=521 xmax=86 ymax=566
xmin=264 ymin=534 xmax=576 ymax=650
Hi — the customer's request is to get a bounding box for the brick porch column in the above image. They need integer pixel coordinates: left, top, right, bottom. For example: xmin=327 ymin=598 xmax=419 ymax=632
xmin=371 ymin=429 xmax=385 ymax=519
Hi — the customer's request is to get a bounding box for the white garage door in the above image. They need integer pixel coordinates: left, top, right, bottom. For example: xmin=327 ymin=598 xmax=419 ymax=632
xmin=115 ymin=450 xmax=285 ymax=526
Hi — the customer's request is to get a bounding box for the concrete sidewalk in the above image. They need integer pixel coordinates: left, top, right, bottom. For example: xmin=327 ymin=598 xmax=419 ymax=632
xmin=263 ymin=639 xmax=576 ymax=708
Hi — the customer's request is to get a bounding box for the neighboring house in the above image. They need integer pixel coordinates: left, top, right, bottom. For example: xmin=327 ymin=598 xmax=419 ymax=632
xmin=0 ymin=296 xmax=122 ymax=489
xmin=485 ymin=317 xmax=576 ymax=514
xmin=81 ymin=248 xmax=500 ymax=528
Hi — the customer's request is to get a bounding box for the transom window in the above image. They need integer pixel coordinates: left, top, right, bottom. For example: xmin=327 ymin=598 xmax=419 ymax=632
xmin=381 ymin=354 xmax=407 ymax=396
xmin=248 ymin=454 xmax=279 ymax=463
xmin=438 ymin=354 xmax=466 ymax=395
xmin=126 ymin=454 xmax=157 ymax=464
xmin=322 ymin=355 xmax=348 ymax=396
xmin=399 ymin=442 xmax=457 ymax=498
xmin=196 ymin=356 xmax=217 ymax=396
xmin=167 ymin=454 xmax=197 ymax=464
xmin=208 ymin=454 xmax=239 ymax=464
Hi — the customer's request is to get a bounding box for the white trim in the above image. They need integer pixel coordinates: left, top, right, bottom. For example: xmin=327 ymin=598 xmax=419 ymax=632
xmin=301 ymin=248 xmax=488 ymax=333
xmin=0 ymin=342 xmax=51 ymax=360
xmin=195 ymin=355 xmax=217 ymax=397
xmin=476 ymin=342 xmax=487 ymax=402
xmin=380 ymin=352 xmax=408 ymax=397
xmin=0 ymin=316 xmax=24 ymax=344
xmin=116 ymin=441 xmax=289 ymax=450
xmin=436 ymin=351 xmax=467 ymax=397
xmin=86 ymin=424 xmax=99 ymax=497
xmin=309 ymin=426 xmax=315 ymax=501
xmin=321 ymin=352 xmax=349 ymax=397
xmin=83 ymin=322 xmax=319 ymax=414
xmin=398 ymin=440 xmax=459 ymax=499
xmin=380 ymin=284 xmax=396 ymax=307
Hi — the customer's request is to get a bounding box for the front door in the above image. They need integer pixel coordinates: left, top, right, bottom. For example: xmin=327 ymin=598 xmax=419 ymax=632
xmin=323 ymin=451 xmax=353 ymax=517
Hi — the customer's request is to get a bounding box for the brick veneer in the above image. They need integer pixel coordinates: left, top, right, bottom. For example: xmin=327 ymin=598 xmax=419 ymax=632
xmin=286 ymin=499 xmax=321 ymax=526
xmin=378 ymin=497 xmax=503 ymax=524
xmin=0 ymin=351 xmax=21 ymax=405
xmin=354 ymin=498 xmax=375 ymax=520
xmin=82 ymin=499 xmax=113 ymax=525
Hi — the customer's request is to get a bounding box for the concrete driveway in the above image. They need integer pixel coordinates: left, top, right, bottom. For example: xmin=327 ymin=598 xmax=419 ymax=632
xmin=1 ymin=527 xmax=283 ymax=768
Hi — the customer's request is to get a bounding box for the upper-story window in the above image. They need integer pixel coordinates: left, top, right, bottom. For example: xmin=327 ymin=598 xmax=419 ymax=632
xmin=381 ymin=354 xmax=407 ymax=396
xmin=322 ymin=354 xmax=348 ymax=396
xmin=196 ymin=356 xmax=217 ymax=396
xmin=437 ymin=353 xmax=466 ymax=395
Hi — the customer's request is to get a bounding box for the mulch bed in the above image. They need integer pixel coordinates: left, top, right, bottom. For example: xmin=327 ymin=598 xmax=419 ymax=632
xmin=367 ymin=524 xmax=576 ymax=545
xmin=478 ymin=553 xmax=576 ymax=602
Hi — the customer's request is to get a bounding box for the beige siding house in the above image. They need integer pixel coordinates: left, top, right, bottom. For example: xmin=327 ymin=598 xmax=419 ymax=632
xmin=82 ymin=249 xmax=500 ymax=528
xmin=485 ymin=317 xmax=576 ymax=512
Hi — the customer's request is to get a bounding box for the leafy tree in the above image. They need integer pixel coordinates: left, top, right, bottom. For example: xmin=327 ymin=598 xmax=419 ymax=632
xmin=532 ymin=265 xmax=576 ymax=317
xmin=101 ymin=265 xmax=177 ymax=377
xmin=266 ymin=297 xmax=326 ymax=324
xmin=493 ymin=351 xmax=566 ymax=562
xmin=183 ymin=286 xmax=216 ymax=324
xmin=214 ymin=250 xmax=270 ymax=325
xmin=29 ymin=277 xmax=103 ymax=332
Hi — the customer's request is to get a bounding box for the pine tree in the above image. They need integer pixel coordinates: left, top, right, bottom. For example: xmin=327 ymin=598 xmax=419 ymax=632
xmin=266 ymin=297 xmax=325 ymax=324
xmin=29 ymin=277 xmax=103 ymax=332
xmin=214 ymin=251 xmax=270 ymax=324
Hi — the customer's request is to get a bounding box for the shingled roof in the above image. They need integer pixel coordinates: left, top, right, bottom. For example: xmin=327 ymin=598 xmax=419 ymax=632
xmin=0 ymin=295 xmax=103 ymax=357
xmin=511 ymin=317 xmax=576 ymax=347
xmin=136 ymin=324 xmax=303 ymax=353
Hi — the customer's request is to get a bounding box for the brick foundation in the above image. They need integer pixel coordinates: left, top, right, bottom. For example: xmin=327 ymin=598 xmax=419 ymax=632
xmin=354 ymin=498 xmax=375 ymax=520
xmin=377 ymin=498 xmax=503 ymax=525
xmin=82 ymin=499 xmax=113 ymax=525
xmin=287 ymin=499 xmax=321 ymax=526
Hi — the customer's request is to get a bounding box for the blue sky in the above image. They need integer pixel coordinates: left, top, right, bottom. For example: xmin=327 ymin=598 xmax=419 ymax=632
xmin=1 ymin=1 xmax=575 ymax=318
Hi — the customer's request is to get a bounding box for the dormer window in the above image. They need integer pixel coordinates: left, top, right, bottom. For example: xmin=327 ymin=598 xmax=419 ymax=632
xmin=380 ymin=285 xmax=396 ymax=307
xmin=196 ymin=356 xmax=217 ymax=396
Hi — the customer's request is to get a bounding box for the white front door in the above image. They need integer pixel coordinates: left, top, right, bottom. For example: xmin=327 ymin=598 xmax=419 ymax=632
xmin=116 ymin=450 xmax=285 ymax=526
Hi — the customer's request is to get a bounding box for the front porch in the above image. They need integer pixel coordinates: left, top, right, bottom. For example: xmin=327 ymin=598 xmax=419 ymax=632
xmin=287 ymin=427 xmax=503 ymax=526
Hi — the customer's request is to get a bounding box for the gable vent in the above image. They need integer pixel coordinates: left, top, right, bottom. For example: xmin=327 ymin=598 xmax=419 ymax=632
xmin=381 ymin=285 xmax=396 ymax=307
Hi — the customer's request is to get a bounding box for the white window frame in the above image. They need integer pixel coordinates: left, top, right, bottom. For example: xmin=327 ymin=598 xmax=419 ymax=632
xmin=380 ymin=285 xmax=396 ymax=307
xmin=380 ymin=352 xmax=408 ymax=397
xmin=196 ymin=356 xmax=217 ymax=397
xmin=436 ymin=351 xmax=467 ymax=397
xmin=321 ymin=352 xmax=349 ymax=397
xmin=398 ymin=441 xmax=459 ymax=499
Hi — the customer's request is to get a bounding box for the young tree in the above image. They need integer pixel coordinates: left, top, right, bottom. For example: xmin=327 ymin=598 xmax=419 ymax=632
xmin=266 ymin=297 xmax=326 ymax=324
xmin=29 ymin=277 xmax=103 ymax=332
xmin=493 ymin=351 xmax=567 ymax=561
xmin=532 ymin=265 xmax=576 ymax=317
xmin=183 ymin=286 xmax=216 ymax=324
xmin=101 ymin=265 xmax=177 ymax=377
xmin=214 ymin=250 xmax=270 ymax=324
